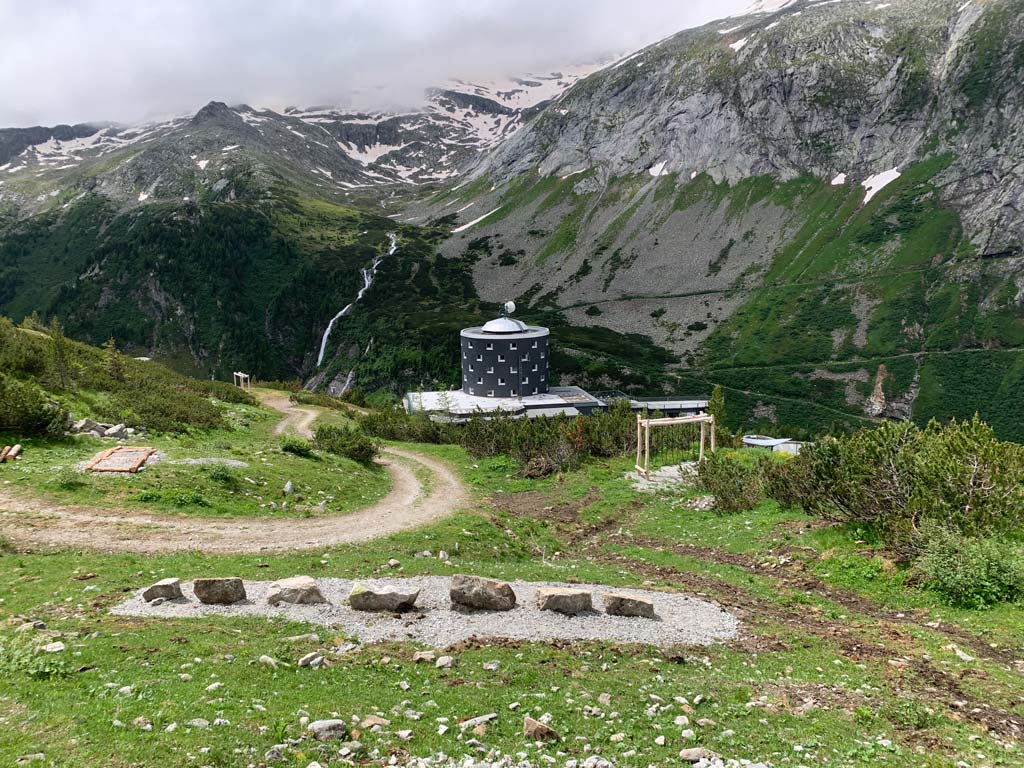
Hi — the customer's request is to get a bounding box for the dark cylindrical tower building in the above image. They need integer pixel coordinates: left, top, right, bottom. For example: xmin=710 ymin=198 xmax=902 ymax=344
xmin=461 ymin=307 xmax=549 ymax=398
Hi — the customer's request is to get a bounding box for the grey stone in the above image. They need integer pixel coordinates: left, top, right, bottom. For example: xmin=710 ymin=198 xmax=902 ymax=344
xmin=679 ymin=747 xmax=720 ymax=763
xmin=450 ymin=574 xmax=516 ymax=611
xmin=347 ymin=582 xmax=418 ymax=612
xmin=192 ymin=577 xmax=246 ymax=604
xmin=308 ymin=719 xmax=348 ymax=740
xmin=266 ymin=575 xmax=326 ymax=606
xmin=142 ymin=578 xmax=183 ymax=602
xmin=536 ymin=587 xmax=592 ymax=615
xmin=603 ymin=592 xmax=655 ymax=618
xmin=523 ymin=715 xmax=560 ymax=741
xmin=283 ymin=480 xmax=294 ymax=495
xmin=104 ymin=423 xmax=127 ymax=438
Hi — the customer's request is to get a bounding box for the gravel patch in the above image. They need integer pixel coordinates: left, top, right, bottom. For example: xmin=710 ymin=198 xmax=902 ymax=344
xmin=167 ymin=457 xmax=249 ymax=467
xmin=112 ymin=576 xmax=739 ymax=647
xmin=629 ymin=462 xmax=698 ymax=492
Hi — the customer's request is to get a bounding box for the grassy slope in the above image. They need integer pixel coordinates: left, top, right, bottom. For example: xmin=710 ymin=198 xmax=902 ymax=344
xmin=476 ymin=158 xmax=1022 ymax=439
xmin=0 ymin=326 xmax=390 ymax=517
xmin=1 ymin=451 xmax=1021 ymax=767
xmin=2 ymin=397 xmax=389 ymax=520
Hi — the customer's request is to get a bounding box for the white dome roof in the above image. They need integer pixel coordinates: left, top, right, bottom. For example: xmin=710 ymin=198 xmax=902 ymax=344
xmin=481 ymin=316 xmax=529 ymax=333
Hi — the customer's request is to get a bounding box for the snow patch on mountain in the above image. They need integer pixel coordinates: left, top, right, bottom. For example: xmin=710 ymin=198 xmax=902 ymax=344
xmin=862 ymin=168 xmax=901 ymax=203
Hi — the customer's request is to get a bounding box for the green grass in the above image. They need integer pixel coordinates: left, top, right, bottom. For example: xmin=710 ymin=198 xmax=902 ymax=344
xmin=2 ymin=448 xmax=1022 ymax=767
xmin=0 ymin=395 xmax=389 ymax=519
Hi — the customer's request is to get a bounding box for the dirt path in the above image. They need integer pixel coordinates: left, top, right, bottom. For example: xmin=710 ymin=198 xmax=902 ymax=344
xmin=0 ymin=395 xmax=468 ymax=554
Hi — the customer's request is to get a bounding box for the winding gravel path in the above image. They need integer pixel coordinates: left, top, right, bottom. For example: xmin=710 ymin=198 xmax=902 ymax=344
xmin=0 ymin=395 xmax=468 ymax=554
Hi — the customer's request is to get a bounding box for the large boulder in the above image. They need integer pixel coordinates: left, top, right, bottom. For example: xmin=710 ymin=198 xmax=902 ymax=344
xmin=347 ymin=583 xmax=419 ymax=612
xmin=193 ymin=577 xmax=247 ymax=604
xmin=602 ymin=592 xmax=655 ymax=618
xmin=142 ymin=578 xmax=183 ymax=602
xmin=450 ymin=574 xmax=516 ymax=611
xmin=536 ymin=587 xmax=592 ymax=615
xmin=266 ymin=576 xmax=326 ymax=606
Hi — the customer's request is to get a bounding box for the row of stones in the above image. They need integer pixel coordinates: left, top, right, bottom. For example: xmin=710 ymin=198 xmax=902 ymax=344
xmin=142 ymin=575 xmax=656 ymax=618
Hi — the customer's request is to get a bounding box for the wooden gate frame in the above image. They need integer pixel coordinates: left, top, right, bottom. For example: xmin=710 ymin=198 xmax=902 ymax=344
xmin=635 ymin=413 xmax=715 ymax=479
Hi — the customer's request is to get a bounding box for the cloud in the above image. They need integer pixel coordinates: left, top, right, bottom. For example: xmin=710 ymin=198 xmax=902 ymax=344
xmin=0 ymin=0 xmax=748 ymax=127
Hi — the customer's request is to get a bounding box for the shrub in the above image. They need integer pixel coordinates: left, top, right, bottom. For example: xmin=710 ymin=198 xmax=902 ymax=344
xmin=767 ymin=417 xmax=1024 ymax=552
xmin=698 ymin=450 xmax=767 ymax=514
xmin=0 ymin=372 xmax=68 ymax=436
xmin=359 ymin=409 xmax=449 ymax=444
xmin=53 ymin=467 xmax=88 ymax=490
xmin=915 ymin=524 xmax=1024 ymax=608
xmin=280 ymin=437 xmax=315 ymax=457
xmin=314 ymin=424 xmax=379 ymax=464
xmin=172 ymin=490 xmax=209 ymax=507
xmin=207 ymin=464 xmax=240 ymax=488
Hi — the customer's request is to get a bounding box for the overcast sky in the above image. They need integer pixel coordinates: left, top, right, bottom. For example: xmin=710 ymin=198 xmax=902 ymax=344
xmin=0 ymin=1 xmax=750 ymax=128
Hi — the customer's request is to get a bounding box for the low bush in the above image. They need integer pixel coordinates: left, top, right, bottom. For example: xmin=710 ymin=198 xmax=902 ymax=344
xmin=767 ymin=417 xmax=1024 ymax=553
xmin=0 ymin=372 xmax=68 ymax=436
xmin=915 ymin=524 xmax=1024 ymax=608
xmin=360 ymin=400 xmax=640 ymax=477
xmin=1 ymin=316 xmax=259 ymax=433
xmin=280 ymin=437 xmax=315 ymax=458
xmin=698 ymin=450 xmax=767 ymax=514
xmin=314 ymin=424 xmax=378 ymax=464
xmin=52 ymin=467 xmax=88 ymax=490
xmin=206 ymin=464 xmax=240 ymax=488
xmin=359 ymin=409 xmax=450 ymax=444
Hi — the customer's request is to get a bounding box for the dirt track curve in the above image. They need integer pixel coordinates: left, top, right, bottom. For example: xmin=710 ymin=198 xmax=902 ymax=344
xmin=0 ymin=394 xmax=468 ymax=553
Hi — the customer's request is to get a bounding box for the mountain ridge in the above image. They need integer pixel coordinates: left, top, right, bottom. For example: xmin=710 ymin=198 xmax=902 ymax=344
xmin=0 ymin=0 xmax=1021 ymax=440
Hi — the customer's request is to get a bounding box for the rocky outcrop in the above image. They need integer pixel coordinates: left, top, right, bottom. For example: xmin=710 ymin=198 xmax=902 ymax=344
xmin=481 ymin=0 xmax=1024 ymax=253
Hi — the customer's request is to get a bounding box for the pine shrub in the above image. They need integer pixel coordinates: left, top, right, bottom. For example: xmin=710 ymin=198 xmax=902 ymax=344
xmin=313 ymin=424 xmax=378 ymax=464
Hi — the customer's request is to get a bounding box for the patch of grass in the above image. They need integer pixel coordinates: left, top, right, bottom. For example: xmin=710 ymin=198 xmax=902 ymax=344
xmin=1 ymin=392 xmax=390 ymax=518
xmin=0 ymin=447 xmax=1021 ymax=766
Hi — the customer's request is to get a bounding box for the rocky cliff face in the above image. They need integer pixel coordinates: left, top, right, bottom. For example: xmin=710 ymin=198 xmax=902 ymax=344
xmin=414 ymin=0 xmax=1023 ymax=439
xmin=482 ymin=0 xmax=1023 ymax=253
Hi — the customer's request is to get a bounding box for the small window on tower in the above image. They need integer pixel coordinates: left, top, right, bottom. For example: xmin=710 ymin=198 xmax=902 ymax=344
xmin=498 ymin=378 xmax=506 ymax=385
xmin=486 ymin=343 xmax=493 ymax=351
xmin=510 ymin=343 xmax=517 ymax=350
xmin=497 ymin=355 xmax=505 ymax=362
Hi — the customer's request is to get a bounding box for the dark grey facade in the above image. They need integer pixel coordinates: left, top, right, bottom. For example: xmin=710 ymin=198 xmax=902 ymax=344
xmin=460 ymin=317 xmax=550 ymax=398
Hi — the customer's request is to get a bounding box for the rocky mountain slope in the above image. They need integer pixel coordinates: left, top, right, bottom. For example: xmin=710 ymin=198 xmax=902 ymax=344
xmin=1 ymin=0 xmax=1021 ymax=439
xmin=411 ymin=0 xmax=1023 ymax=439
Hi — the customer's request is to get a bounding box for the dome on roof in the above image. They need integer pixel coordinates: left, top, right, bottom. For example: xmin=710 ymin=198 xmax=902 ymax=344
xmin=481 ymin=316 xmax=529 ymax=333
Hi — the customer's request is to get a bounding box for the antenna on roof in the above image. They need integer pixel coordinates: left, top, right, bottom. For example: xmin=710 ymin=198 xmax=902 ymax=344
xmin=503 ymin=300 xmax=516 ymax=317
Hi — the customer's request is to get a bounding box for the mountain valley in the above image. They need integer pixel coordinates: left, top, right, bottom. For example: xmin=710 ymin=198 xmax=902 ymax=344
xmin=0 ymin=0 xmax=1021 ymax=439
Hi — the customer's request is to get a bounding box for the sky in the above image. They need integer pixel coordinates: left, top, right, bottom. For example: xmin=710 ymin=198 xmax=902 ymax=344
xmin=0 ymin=0 xmax=750 ymax=128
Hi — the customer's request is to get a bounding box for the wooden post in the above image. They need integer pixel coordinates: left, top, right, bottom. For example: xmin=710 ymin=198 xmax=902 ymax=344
xmin=635 ymin=414 xmax=642 ymax=477
xmin=698 ymin=421 xmax=706 ymax=463
xmin=709 ymin=415 xmax=716 ymax=453
xmin=644 ymin=419 xmax=650 ymax=479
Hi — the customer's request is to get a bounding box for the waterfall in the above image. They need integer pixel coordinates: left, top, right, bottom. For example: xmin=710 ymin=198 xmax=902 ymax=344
xmin=316 ymin=233 xmax=397 ymax=367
